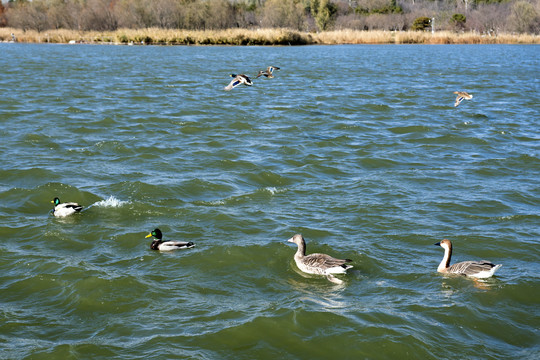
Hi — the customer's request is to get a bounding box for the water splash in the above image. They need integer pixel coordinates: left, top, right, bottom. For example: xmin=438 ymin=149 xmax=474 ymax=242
xmin=93 ymin=195 xmax=129 ymax=208
xmin=263 ymin=187 xmax=286 ymax=195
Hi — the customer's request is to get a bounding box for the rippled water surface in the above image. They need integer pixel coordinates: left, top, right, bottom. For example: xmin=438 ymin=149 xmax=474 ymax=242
xmin=1 ymin=43 xmax=539 ymax=359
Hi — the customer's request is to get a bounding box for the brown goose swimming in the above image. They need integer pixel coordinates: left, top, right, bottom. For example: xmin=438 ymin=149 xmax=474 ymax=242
xmin=434 ymin=239 xmax=501 ymax=278
xmin=287 ymin=234 xmax=353 ymax=284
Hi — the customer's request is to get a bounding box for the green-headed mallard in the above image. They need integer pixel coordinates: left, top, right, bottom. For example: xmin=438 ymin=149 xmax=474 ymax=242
xmin=51 ymin=197 xmax=83 ymax=217
xmin=146 ymin=228 xmax=195 ymax=251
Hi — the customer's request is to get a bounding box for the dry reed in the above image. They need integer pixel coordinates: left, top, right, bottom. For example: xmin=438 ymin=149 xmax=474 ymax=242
xmin=1 ymin=27 xmax=539 ymax=45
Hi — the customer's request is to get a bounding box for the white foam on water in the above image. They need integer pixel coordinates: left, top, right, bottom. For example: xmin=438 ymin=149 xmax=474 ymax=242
xmin=264 ymin=187 xmax=286 ymax=195
xmin=93 ymin=195 xmax=129 ymax=208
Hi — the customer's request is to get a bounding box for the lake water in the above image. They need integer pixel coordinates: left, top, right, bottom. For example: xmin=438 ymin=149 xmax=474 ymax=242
xmin=0 ymin=43 xmax=539 ymax=359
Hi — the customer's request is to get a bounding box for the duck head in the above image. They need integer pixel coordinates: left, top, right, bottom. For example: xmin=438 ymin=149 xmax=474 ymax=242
xmin=146 ymin=228 xmax=163 ymax=240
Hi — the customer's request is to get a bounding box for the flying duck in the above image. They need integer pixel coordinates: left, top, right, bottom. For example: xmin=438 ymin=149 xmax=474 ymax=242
xmin=51 ymin=197 xmax=83 ymax=217
xmin=453 ymin=91 xmax=473 ymax=107
xmin=287 ymin=234 xmax=353 ymax=284
xmin=256 ymin=66 xmax=280 ymax=78
xmin=224 ymin=74 xmax=253 ymax=91
xmin=434 ymin=239 xmax=501 ymax=278
xmin=146 ymin=228 xmax=195 ymax=251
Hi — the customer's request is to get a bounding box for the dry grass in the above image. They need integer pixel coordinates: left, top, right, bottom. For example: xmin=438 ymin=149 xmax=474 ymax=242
xmin=393 ymin=30 xmax=540 ymax=44
xmin=313 ymin=30 xmax=394 ymax=44
xmin=1 ymin=27 xmax=539 ymax=45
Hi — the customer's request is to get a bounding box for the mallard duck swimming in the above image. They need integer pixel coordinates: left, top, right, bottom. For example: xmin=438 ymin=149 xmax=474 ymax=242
xmin=224 ymin=74 xmax=253 ymax=91
xmin=287 ymin=234 xmax=353 ymax=284
xmin=453 ymin=91 xmax=473 ymax=107
xmin=256 ymin=66 xmax=280 ymax=78
xmin=434 ymin=239 xmax=501 ymax=278
xmin=146 ymin=228 xmax=195 ymax=251
xmin=51 ymin=197 xmax=83 ymax=217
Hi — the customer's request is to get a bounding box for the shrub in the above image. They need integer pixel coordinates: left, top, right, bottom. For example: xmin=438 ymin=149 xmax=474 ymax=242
xmin=451 ymin=13 xmax=466 ymax=30
xmin=412 ymin=16 xmax=431 ymax=31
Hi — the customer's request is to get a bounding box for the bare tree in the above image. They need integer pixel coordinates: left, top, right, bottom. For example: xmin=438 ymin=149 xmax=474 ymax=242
xmin=81 ymin=0 xmax=119 ymax=31
xmin=0 ymin=2 xmax=8 ymax=27
xmin=151 ymin=0 xmax=182 ymax=28
xmin=334 ymin=13 xmax=368 ymax=29
xmin=11 ymin=1 xmax=50 ymax=32
xmin=47 ymin=0 xmax=74 ymax=29
xmin=259 ymin=0 xmax=308 ymax=30
xmin=508 ymin=0 xmax=540 ymax=33
xmin=467 ymin=3 xmax=510 ymax=34
xmin=2 ymin=0 xmax=539 ymax=34
xmin=205 ymin=0 xmax=235 ymax=29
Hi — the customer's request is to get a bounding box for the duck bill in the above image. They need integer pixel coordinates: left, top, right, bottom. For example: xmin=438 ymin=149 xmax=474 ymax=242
xmin=145 ymin=233 xmax=153 ymax=238
xmin=433 ymin=242 xmax=441 ymax=246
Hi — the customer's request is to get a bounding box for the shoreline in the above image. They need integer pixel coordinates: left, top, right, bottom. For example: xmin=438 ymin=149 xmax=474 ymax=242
xmin=1 ymin=28 xmax=539 ymax=45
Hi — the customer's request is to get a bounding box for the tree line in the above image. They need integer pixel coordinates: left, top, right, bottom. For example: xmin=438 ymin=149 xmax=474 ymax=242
xmin=1 ymin=0 xmax=539 ymax=34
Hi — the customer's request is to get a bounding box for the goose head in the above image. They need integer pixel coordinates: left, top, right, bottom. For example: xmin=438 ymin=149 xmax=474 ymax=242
xmin=287 ymin=234 xmax=305 ymax=246
xmin=434 ymin=239 xmax=452 ymax=251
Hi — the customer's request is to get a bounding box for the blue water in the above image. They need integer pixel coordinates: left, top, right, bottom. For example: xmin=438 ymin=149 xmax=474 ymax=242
xmin=0 ymin=43 xmax=539 ymax=359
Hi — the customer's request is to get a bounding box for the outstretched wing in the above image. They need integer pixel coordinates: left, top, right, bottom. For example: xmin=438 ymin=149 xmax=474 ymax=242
xmin=241 ymin=75 xmax=253 ymax=85
xmin=224 ymin=78 xmax=241 ymax=91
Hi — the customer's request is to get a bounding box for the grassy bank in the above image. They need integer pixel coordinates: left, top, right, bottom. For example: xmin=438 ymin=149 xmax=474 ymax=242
xmin=1 ymin=27 xmax=539 ymax=45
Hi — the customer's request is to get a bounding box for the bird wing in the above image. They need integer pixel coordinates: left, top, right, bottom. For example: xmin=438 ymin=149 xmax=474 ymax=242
xmin=241 ymin=75 xmax=253 ymax=85
xmin=447 ymin=260 xmax=496 ymax=276
xmin=224 ymin=78 xmax=241 ymax=91
xmin=60 ymin=203 xmax=83 ymax=211
xmin=159 ymin=241 xmax=194 ymax=251
xmin=303 ymin=253 xmax=351 ymax=269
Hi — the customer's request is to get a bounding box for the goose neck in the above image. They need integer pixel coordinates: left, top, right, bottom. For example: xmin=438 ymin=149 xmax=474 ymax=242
xmin=438 ymin=243 xmax=452 ymax=271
